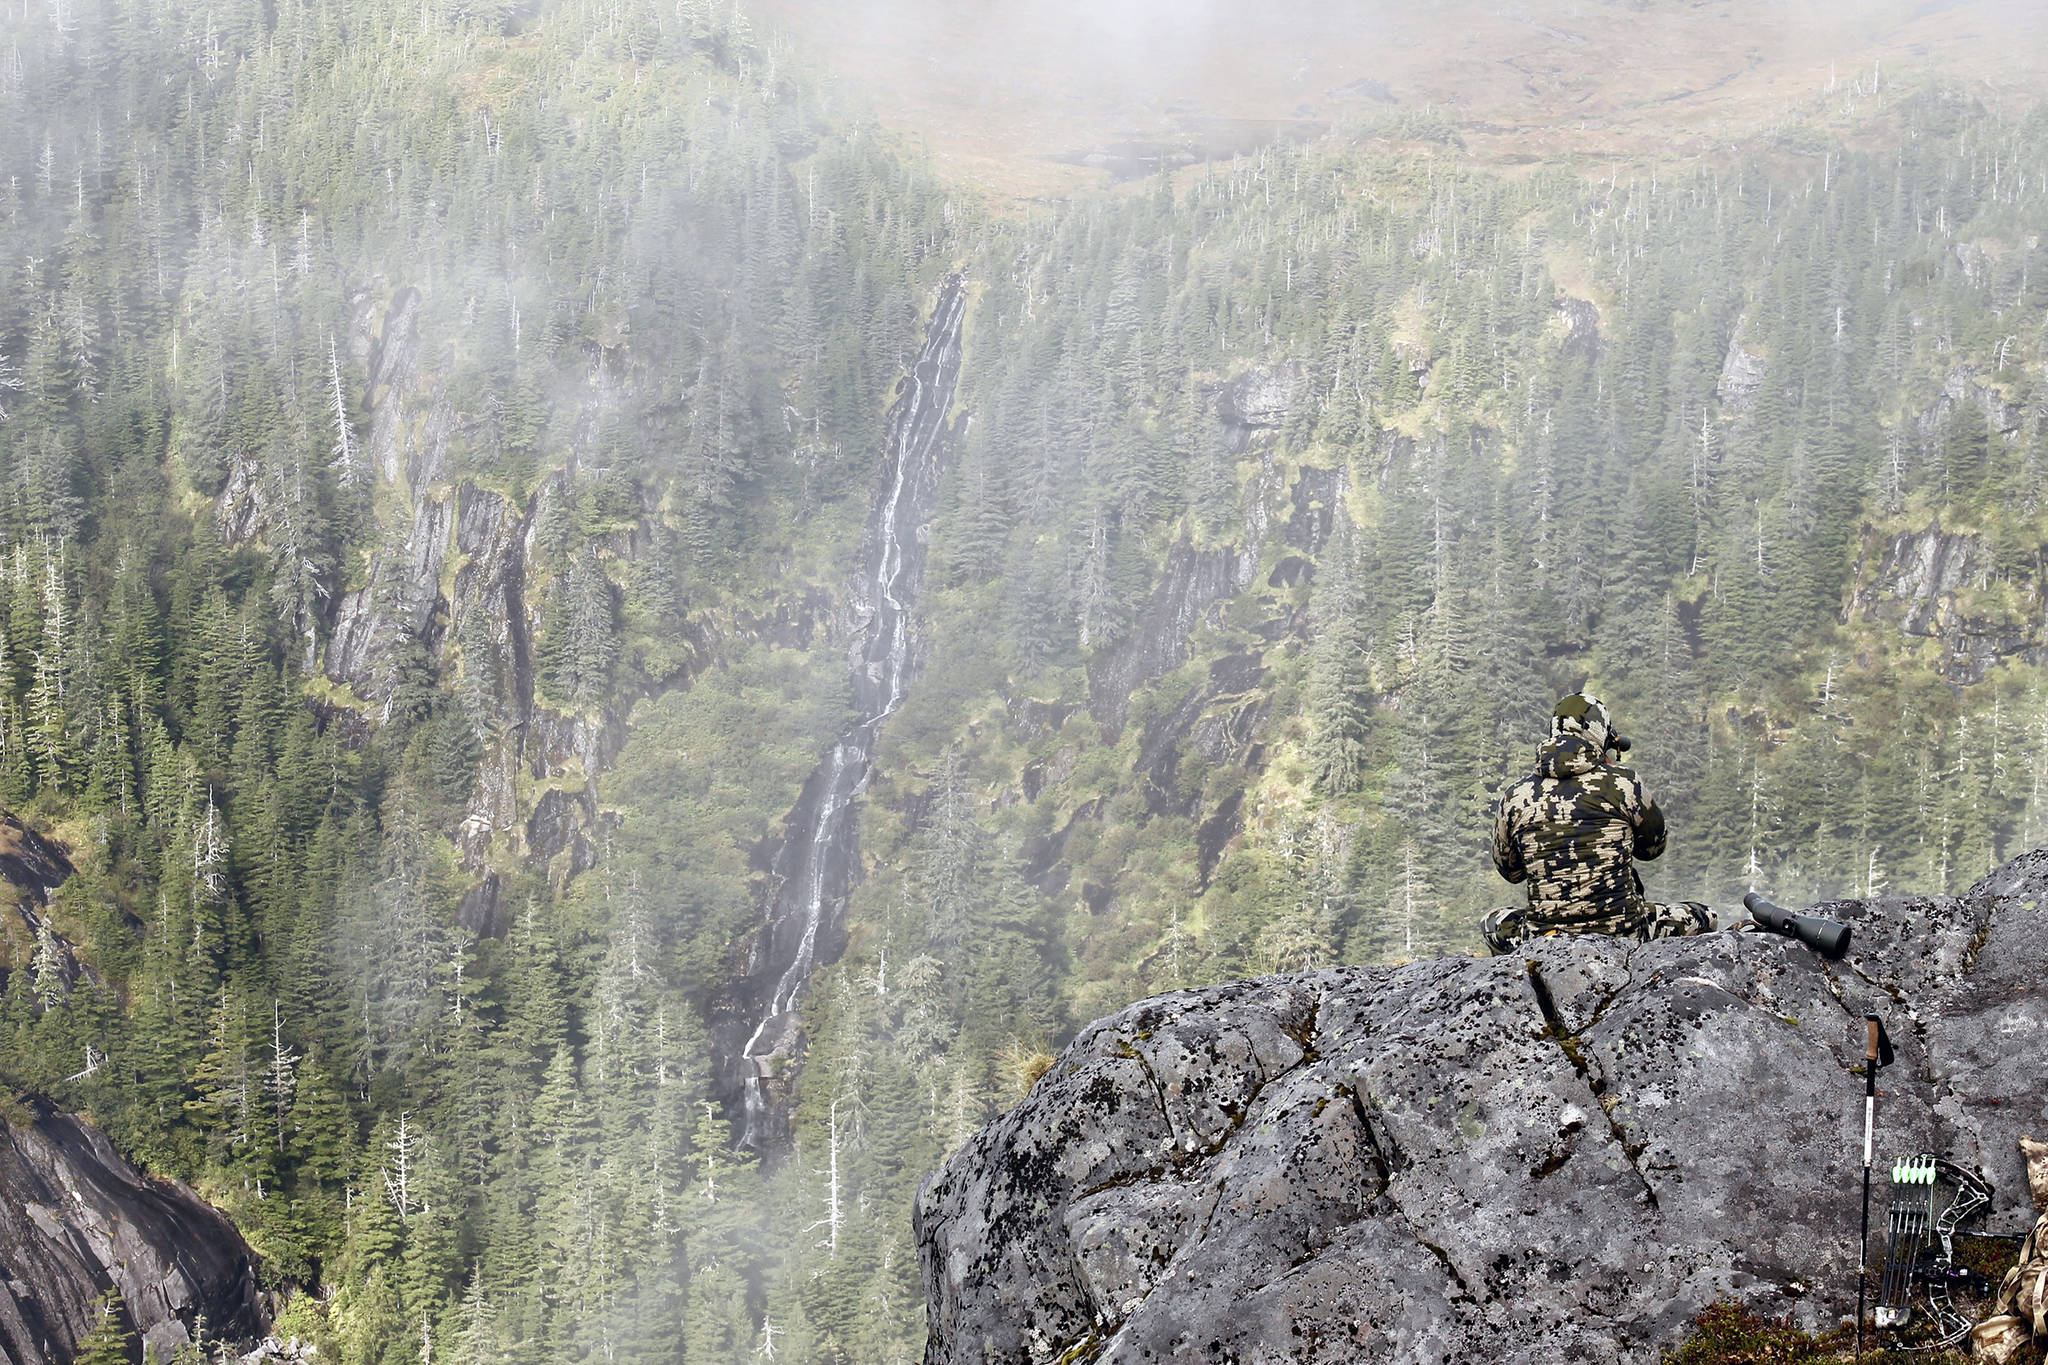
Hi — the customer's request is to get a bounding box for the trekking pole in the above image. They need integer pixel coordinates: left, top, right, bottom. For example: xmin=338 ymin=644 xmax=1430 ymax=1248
xmin=1856 ymin=1013 xmax=1893 ymax=1362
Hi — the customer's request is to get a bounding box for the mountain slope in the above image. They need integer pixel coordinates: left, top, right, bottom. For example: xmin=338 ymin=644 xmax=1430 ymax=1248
xmin=0 ymin=2 xmax=2046 ymax=1361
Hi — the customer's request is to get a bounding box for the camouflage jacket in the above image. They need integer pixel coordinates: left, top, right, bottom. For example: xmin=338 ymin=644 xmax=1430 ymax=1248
xmin=1491 ymin=732 xmax=1667 ymax=933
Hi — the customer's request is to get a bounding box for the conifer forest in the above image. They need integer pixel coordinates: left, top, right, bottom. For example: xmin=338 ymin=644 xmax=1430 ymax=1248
xmin=3 ymin=1 xmax=2048 ymax=1360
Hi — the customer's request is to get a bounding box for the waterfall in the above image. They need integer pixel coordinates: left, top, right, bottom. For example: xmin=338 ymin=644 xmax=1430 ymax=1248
xmin=736 ymin=274 xmax=967 ymax=1149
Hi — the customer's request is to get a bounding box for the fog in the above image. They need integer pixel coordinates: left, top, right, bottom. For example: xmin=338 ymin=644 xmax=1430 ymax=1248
xmin=3 ymin=0 xmax=2048 ymax=1361
xmin=754 ymin=0 xmax=2048 ymax=193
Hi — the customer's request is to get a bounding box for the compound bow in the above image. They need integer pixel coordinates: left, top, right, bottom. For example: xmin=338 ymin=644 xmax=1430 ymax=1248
xmin=1874 ymin=1154 xmax=1994 ymax=1349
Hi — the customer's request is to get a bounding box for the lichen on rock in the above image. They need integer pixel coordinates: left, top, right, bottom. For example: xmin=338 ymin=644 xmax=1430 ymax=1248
xmin=916 ymin=849 xmax=2048 ymax=1363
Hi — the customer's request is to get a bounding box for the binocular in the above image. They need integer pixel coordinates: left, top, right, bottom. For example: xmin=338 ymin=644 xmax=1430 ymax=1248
xmin=1743 ymin=892 xmax=1852 ymax=959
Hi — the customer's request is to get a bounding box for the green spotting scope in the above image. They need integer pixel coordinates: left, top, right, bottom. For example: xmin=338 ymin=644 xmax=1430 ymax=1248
xmin=1742 ymin=892 xmax=1852 ymax=959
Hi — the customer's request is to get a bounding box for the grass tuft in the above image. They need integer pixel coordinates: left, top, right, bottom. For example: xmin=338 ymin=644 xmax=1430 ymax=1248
xmin=995 ymin=1036 xmax=1059 ymax=1101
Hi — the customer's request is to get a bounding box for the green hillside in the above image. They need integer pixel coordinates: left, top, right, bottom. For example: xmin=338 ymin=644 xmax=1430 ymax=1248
xmin=1 ymin=1 xmax=2046 ymax=1361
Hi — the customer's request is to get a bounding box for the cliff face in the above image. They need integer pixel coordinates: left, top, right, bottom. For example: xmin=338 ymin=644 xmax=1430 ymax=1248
xmin=216 ymin=285 xmax=685 ymax=899
xmin=1847 ymin=517 xmax=2047 ymax=685
xmin=0 ymin=812 xmax=80 ymax=999
xmin=915 ymin=849 xmax=2048 ymax=1364
xmin=0 ymin=1103 xmax=268 ymax=1365
xmin=0 ymin=818 xmax=265 ymax=1364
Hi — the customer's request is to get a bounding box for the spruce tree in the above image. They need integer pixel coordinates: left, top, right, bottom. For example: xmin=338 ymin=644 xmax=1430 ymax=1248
xmin=72 ymin=1286 xmax=136 ymax=1365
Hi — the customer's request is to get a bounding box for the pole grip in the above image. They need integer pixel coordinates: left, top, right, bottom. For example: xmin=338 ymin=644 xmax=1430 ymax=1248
xmin=1865 ymin=1018 xmax=1881 ymax=1062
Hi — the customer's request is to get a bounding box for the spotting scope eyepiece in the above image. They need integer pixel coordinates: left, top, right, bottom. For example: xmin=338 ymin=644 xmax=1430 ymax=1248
xmin=1743 ymin=891 xmax=1852 ymax=959
xmin=1608 ymin=734 xmax=1632 ymax=754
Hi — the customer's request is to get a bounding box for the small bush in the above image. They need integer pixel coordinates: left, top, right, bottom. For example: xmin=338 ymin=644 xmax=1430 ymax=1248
xmin=1954 ymin=1231 xmax=2023 ymax=1287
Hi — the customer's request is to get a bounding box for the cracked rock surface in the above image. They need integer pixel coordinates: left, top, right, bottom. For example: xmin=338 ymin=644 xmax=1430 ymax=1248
xmin=0 ymin=1101 xmax=267 ymax=1365
xmin=915 ymin=849 xmax=2048 ymax=1363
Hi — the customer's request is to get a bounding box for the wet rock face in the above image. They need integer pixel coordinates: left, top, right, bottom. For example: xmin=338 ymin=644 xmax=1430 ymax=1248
xmin=0 ymin=1103 xmax=267 ymax=1365
xmin=366 ymin=285 xmax=425 ymax=489
xmin=451 ymin=487 xmax=527 ymax=758
xmin=526 ymin=786 xmax=605 ymax=890
xmin=1282 ymin=465 xmax=1342 ymax=561
xmin=1849 ymin=520 xmax=2045 ymax=684
xmin=1086 ymin=541 xmax=1246 ymax=736
xmin=916 ymin=850 xmax=2048 ymax=1364
xmin=326 ymin=492 xmax=452 ymax=704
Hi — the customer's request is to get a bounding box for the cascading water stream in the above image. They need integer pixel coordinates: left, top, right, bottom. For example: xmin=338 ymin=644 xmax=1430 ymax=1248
xmin=737 ymin=275 xmax=967 ymax=1148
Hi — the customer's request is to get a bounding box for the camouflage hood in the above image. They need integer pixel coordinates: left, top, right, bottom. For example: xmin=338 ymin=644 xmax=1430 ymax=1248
xmin=1536 ymin=732 xmax=1605 ymax=779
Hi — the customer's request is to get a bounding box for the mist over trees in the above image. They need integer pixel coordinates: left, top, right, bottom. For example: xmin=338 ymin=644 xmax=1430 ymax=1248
xmin=1 ymin=0 xmax=2046 ymax=1361
xmin=904 ymin=89 xmax=2048 ymax=1026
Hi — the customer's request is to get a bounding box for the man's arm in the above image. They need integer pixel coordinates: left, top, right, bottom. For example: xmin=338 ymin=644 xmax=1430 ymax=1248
xmin=1625 ymin=771 xmax=1667 ymax=861
xmin=1492 ymin=788 xmax=1528 ymax=883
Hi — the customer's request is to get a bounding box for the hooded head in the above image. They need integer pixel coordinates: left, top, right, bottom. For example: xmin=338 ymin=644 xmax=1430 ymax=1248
xmin=1536 ymin=692 xmax=1616 ymax=779
xmin=1551 ymin=692 xmax=1615 ymax=753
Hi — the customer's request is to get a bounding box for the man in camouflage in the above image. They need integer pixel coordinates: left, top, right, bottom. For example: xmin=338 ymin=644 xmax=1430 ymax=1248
xmin=1972 ymin=1135 xmax=2048 ymax=1363
xmin=1482 ymin=691 xmax=1712 ymax=955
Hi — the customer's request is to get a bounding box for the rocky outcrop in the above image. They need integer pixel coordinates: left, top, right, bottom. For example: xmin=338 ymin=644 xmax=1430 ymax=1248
xmin=1086 ymin=541 xmax=1249 ymax=736
xmin=364 ymin=284 xmax=427 ymax=490
xmin=527 ymin=786 xmax=605 ymax=890
xmin=1716 ymin=319 xmax=1764 ymax=413
xmin=1913 ymin=366 xmax=2024 ymax=457
xmin=449 ymin=482 xmax=533 ymax=861
xmin=0 ymin=812 xmax=76 ymax=903
xmin=1215 ymin=368 xmax=1297 ymax=454
xmin=0 ymin=812 xmax=78 ymax=995
xmin=1848 ymin=519 xmax=2045 ymax=684
xmin=917 ymin=849 xmax=2048 ymax=1364
xmin=326 ymin=491 xmax=452 ymax=706
xmin=0 ymin=1102 xmax=267 ymax=1365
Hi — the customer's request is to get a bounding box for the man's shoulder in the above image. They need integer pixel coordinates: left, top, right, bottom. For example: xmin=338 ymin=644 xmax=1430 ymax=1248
xmin=1498 ymin=771 xmax=1548 ymax=815
xmin=1499 ymin=769 xmax=1543 ymax=797
xmin=1588 ymin=761 xmax=1652 ymax=802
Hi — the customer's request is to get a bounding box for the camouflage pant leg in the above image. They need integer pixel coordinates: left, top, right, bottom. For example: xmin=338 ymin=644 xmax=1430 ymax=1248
xmin=1639 ymin=901 xmax=1714 ymax=939
xmin=1484 ymin=904 xmax=1632 ymax=953
xmin=1485 ymin=901 xmax=1712 ymax=954
xmin=1481 ymin=906 xmax=1525 ymax=956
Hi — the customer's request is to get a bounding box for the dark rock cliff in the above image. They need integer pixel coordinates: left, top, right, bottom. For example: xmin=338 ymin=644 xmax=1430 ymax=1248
xmin=916 ymin=850 xmax=2048 ymax=1363
xmin=1847 ymin=517 xmax=2046 ymax=685
xmin=0 ymin=1102 xmax=267 ymax=1365
xmin=0 ymin=812 xmax=79 ymax=996
xmin=0 ymin=814 xmax=71 ymax=904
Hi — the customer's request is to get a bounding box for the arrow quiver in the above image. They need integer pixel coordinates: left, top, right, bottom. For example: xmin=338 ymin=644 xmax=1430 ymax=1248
xmin=1874 ymin=1153 xmax=1993 ymax=1348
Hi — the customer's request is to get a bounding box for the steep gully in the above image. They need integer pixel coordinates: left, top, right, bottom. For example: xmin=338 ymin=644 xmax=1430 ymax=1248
xmin=735 ymin=274 xmax=967 ymax=1149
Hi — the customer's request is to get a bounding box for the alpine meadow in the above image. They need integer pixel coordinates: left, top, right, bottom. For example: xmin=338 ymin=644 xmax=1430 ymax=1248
xmin=3 ymin=1 xmax=2048 ymax=1362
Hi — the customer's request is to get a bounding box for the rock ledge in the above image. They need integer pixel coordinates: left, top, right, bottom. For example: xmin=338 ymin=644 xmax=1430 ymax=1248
xmin=916 ymin=851 xmax=2048 ymax=1363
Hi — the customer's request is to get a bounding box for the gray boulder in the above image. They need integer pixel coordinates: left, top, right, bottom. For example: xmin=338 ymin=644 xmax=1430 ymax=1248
xmin=916 ymin=849 xmax=2048 ymax=1363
